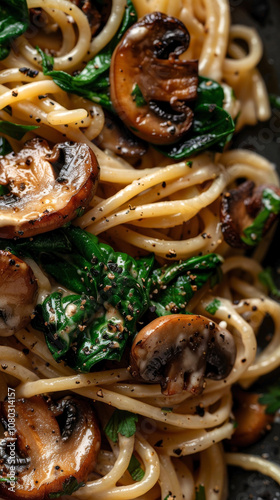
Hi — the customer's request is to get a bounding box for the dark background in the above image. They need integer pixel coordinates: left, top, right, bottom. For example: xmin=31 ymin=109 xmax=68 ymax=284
xmin=228 ymin=0 xmax=280 ymax=498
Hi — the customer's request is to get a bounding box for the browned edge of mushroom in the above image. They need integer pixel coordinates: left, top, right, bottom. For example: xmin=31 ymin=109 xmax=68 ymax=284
xmin=94 ymin=112 xmax=148 ymax=163
xmin=220 ymin=180 xmax=280 ymax=248
xmin=129 ymin=314 xmax=236 ymax=396
xmin=0 ymin=138 xmax=99 ymax=239
xmin=0 ymin=250 xmax=38 ymax=334
xmin=110 ymin=12 xmax=198 ymax=145
xmin=229 ymin=388 xmax=274 ymax=448
xmin=0 ymin=395 xmax=101 ymax=499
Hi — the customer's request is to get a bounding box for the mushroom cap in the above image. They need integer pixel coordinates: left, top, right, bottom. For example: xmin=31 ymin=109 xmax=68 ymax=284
xmin=110 ymin=12 xmax=198 ymax=145
xmin=130 ymin=314 xmax=236 ymax=396
xmin=0 ymin=395 xmax=101 ymax=499
xmin=0 ymin=138 xmax=99 ymax=238
xmin=220 ymin=181 xmax=280 ymax=248
xmin=0 ymin=250 xmax=38 ymax=334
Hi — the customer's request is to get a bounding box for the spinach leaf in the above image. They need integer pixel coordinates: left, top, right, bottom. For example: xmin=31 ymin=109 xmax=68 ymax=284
xmin=104 ymin=410 xmax=138 ymax=442
xmin=258 ymin=267 xmax=280 ymax=299
xmin=148 ymin=253 xmax=222 ymax=316
xmin=241 ymin=188 xmax=280 ymax=246
xmin=259 ymin=385 xmax=280 ymax=414
xmin=269 ymin=94 xmax=280 ymax=109
xmin=158 ymin=103 xmax=235 ymax=159
xmin=0 ymin=0 xmax=29 ymax=60
xmin=38 ymin=0 xmax=137 ymax=111
xmin=0 ymin=120 xmax=38 ymax=140
xmin=0 ymin=136 xmax=12 ymax=156
xmin=196 ymin=76 xmax=224 ymax=107
xmin=3 ymin=226 xmax=222 ymax=371
xmin=156 ymin=76 xmax=235 ymax=159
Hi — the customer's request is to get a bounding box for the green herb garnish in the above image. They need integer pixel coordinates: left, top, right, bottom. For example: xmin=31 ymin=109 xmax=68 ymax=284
xmin=104 ymin=410 xmax=138 ymax=442
xmin=205 ymin=298 xmax=221 ymax=315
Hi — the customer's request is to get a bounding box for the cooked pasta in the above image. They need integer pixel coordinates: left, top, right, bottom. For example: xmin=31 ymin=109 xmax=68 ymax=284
xmin=0 ymin=0 xmax=279 ymax=499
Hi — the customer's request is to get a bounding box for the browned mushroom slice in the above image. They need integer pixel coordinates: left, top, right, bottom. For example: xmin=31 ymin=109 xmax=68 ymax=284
xmin=220 ymin=181 xmax=280 ymax=248
xmin=230 ymin=389 xmax=274 ymax=448
xmin=94 ymin=113 xmax=147 ymax=162
xmin=0 ymin=250 xmax=38 ymax=334
xmin=0 ymin=138 xmax=99 ymax=238
xmin=130 ymin=314 xmax=236 ymax=396
xmin=0 ymin=395 xmax=101 ymax=499
xmin=110 ymin=12 xmax=198 ymax=145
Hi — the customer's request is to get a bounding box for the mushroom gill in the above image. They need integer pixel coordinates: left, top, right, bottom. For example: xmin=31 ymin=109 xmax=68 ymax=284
xmin=130 ymin=314 xmax=236 ymax=396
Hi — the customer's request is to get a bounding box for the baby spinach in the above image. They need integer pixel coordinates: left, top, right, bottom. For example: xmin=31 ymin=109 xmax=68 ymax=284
xmin=38 ymin=0 xmax=137 ymax=111
xmin=241 ymin=188 xmax=280 ymax=246
xmin=157 ymin=77 xmax=235 ymax=159
xmin=0 ymin=0 xmax=29 ymax=60
xmin=1 ymin=227 xmax=222 ymax=371
xmin=0 ymin=120 xmax=38 ymax=140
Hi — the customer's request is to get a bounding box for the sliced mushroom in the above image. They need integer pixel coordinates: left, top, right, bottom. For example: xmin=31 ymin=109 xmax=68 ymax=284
xmin=110 ymin=12 xmax=198 ymax=145
xmin=230 ymin=389 xmax=273 ymax=448
xmin=0 ymin=395 xmax=100 ymax=499
xmin=220 ymin=181 xmax=280 ymax=248
xmin=0 ymin=250 xmax=38 ymax=334
xmin=0 ymin=138 xmax=99 ymax=238
xmin=130 ymin=314 xmax=236 ymax=396
xmin=94 ymin=113 xmax=147 ymax=162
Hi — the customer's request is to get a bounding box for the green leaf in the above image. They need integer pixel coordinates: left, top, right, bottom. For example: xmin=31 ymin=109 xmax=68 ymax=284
xmin=259 ymin=385 xmax=280 ymax=414
xmin=104 ymin=410 xmax=138 ymax=442
xmin=149 ymin=253 xmax=222 ymax=316
xmin=37 ymin=1 xmax=137 ymax=111
xmin=195 ymin=485 xmax=206 ymax=500
xmin=131 ymin=84 xmax=147 ymax=107
xmin=127 ymin=454 xmax=145 ymax=482
xmin=156 ymin=77 xmax=235 ymax=159
xmin=49 ymin=477 xmax=85 ymax=498
xmin=196 ymin=76 xmax=224 ymax=107
xmin=0 ymin=136 xmax=12 ymax=155
xmin=7 ymin=227 xmax=222 ymax=372
xmin=0 ymin=0 xmax=29 ymax=61
xmin=241 ymin=188 xmax=280 ymax=246
xmin=259 ymin=267 xmax=280 ymax=299
xmin=269 ymin=94 xmax=280 ymax=109
xmin=205 ymin=298 xmax=221 ymax=315
xmin=0 ymin=121 xmax=38 ymax=140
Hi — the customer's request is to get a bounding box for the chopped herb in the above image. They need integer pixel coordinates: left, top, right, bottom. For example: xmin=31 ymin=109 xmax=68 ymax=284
xmin=131 ymin=84 xmax=147 ymax=107
xmin=161 ymin=407 xmax=173 ymax=413
xmin=259 ymin=385 xmax=280 ymax=414
xmin=104 ymin=409 xmax=138 ymax=442
xmin=241 ymin=188 xmax=280 ymax=246
xmin=258 ymin=267 xmax=280 ymax=299
xmin=195 ymin=484 xmax=206 ymax=500
xmin=205 ymin=298 xmax=221 ymax=315
xmin=186 ymin=161 xmax=193 ymax=168
xmin=127 ymin=454 xmax=145 ymax=481
xmin=0 ymin=0 xmax=29 ymax=60
xmin=49 ymin=477 xmax=85 ymax=498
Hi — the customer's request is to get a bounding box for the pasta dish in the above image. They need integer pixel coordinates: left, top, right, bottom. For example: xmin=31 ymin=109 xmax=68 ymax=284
xmin=0 ymin=0 xmax=280 ymax=498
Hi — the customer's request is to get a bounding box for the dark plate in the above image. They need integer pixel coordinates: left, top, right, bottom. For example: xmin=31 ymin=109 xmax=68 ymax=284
xmin=228 ymin=0 xmax=280 ymax=498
